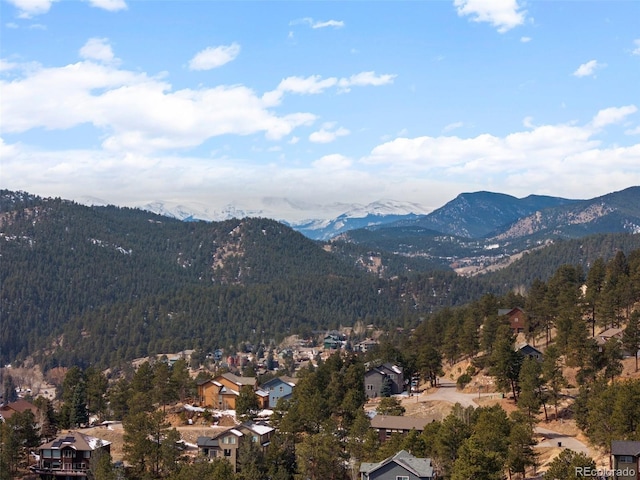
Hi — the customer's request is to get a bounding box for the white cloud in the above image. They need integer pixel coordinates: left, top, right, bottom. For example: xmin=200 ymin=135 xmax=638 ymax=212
xmin=85 ymin=0 xmax=127 ymax=12
xmin=443 ymin=121 xmax=464 ymax=133
xmin=276 ymin=75 xmax=338 ymax=95
xmin=0 ymin=59 xmax=18 ymax=71
xmin=312 ymin=20 xmax=344 ymax=29
xmin=0 ymin=58 xmax=316 ymax=152
xmin=573 ymin=60 xmax=605 ymax=78
xmin=520 ymin=36 xmax=531 ymax=43
xmin=625 ymin=125 xmax=640 ymax=136
xmin=309 ymin=123 xmax=350 ymax=143
xmin=591 ymin=105 xmax=637 ymax=129
xmin=454 ymin=0 xmax=526 ymax=33
xmin=632 ymin=39 xmax=640 ymax=56
xmin=364 ymin=114 xmax=621 ymax=171
xmin=290 ymin=17 xmax=345 ymax=29
xmin=312 ymin=154 xmax=352 ymax=169
xmin=337 ymin=71 xmax=396 ymax=91
xmin=361 ymin=110 xmax=640 ymax=197
xmin=265 ymin=71 xmax=396 ymax=103
xmin=79 ymin=38 xmax=117 ymax=64
xmin=188 ymin=43 xmax=241 ymax=71
xmin=5 ymin=0 xmax=58 ymax=18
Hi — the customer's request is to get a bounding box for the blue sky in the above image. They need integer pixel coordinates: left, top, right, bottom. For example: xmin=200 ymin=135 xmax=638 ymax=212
xmin=1 ymin=0 xmax=639 ymax=221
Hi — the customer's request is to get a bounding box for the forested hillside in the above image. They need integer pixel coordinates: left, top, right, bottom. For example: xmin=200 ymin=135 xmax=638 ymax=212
xmin=0 ymin=192 xmax=493 ymax=368
xmin=3 ymin=190 xmax=640 ymax=370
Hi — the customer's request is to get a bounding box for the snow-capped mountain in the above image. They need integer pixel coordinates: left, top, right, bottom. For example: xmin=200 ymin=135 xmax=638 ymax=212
xmin=138 ymin=201 xmax=263 ymax=222
xmin=128 ymin=198 xmax=432 ymax=240
xmin=287 ymin=200 xmax=432 ymax=240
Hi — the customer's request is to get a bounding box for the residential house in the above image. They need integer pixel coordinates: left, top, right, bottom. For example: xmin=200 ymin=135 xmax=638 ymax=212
xmin=364 ymin=363 xmax=404 ymax=398
xmin=323 ymin=334 xmax=343 ymax=350
xmin=360 ymin=450 xmax=435 ymax=480
xmin=611 ymin=441 xmax=640 ymax=480
xmin=0 ymin=399 xmax=37 ymax=422
xmin=237 ymin=422 xmax=274 ymax=450
xmin=261 ymin=376 xmax=298 ymax=409
xmin=355 ymin=338 xmax=379 ymax=353
xmin=197 ymin=422 xmax=274 ymax=471
xmin=197 ymin=428 xmax=243 ymax=469
xmin=517 ymin=343 xmax=543 ymax=361
xmin=31 ymin=431 xmax=111 ymax=479
xmin=596 ymin=327 xmax=625 ymax=352
xmin=370 ymin=415 xmax=434 ymax=443
xmin=198 ymin=373 xmax=263 ymax=410
xmin=499 ymin=307 xmax=527 ymax=334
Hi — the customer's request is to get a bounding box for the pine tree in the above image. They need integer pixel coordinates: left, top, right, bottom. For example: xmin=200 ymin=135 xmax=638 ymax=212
xmin=489 ymin=326 xmax=522 ymax=401
xmin=622 ymin=311 xmax=640 ymax=372
xmin=518 ymin=357 xmax=543 ymax=420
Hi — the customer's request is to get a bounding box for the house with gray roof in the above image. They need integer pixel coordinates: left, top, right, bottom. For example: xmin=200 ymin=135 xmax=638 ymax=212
xmin=364 ymin=363 xmax=404 ymax=398
xmin=360 ymin=450 xmax=435 ymax=480
xmin=370 ymin=415 xmax=435 ymax=443
xmin=611 ymin=440 xmax=640 ymax=480
xmin=261 ymin=375 xmax=298 ymax=409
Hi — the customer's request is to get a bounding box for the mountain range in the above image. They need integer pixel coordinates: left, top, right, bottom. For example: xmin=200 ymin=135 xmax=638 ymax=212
xmin=136 ymin=188 xmax=640 ymax=244
xmin=2 ymin=187 xmax=640 ymax=369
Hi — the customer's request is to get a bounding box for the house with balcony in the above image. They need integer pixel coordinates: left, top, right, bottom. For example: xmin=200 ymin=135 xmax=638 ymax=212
xmin=31 ymin=431 xmax=111 ymax=479
xmin=197 ymin=422 xmax=274 ymax=471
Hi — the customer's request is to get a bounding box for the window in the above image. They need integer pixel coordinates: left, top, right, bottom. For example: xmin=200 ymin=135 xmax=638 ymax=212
xmin=63 ymin=449 xmax=73 ymax=458
xmin=618 ymin=455 xmax=634 ymax=463
xmin=224 ymin=449 xmax=232 ymax=457
xmin=396 ymin=476 xmax=409 ymax=480
xmin=366 ymin=384 xmax=373 ymax=390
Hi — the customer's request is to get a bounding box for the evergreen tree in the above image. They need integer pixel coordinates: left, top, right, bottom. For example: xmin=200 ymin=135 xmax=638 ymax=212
xmin=489 ymin=326 xmax=522 ymax=401
xmin=451 ymin=436 xmax=504 ymax=480
xmin=601 ymin=338 xmax=623 ymax=382
xmin=584 ymin=257 xmax=606 ymax=336
xmin=541 ymin=345 xmax=565 ymax=420
xmin=518 ymin=357 xmax=543 ymax=420
xmin=506 ymin=413 xmax=537 ymax=479
xmin=376 ymin=397 xmax=405 ymax=416
xmin=69 ymin=378 xmax=89 ymax=428
xmin=88 ymin=447 xmax=116 ymax=480
xmin=236 ymin=385 xmax=259 ymax=422
xmin=622 ymin=310 xmax=640 ymax=372
xmin=544 ymin=449 xmax=595 ymax=480
xmin=295 ymin=431 xmax=345 ymax=480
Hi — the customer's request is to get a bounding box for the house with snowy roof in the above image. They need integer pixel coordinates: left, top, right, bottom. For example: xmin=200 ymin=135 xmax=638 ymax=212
xmin=359 ymin=450 xmax=435 ymax=480
xmin=31 ymin=431 xmax=111 ymax=479
xmin=197 ymin=422 xmax=274 ymax=471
